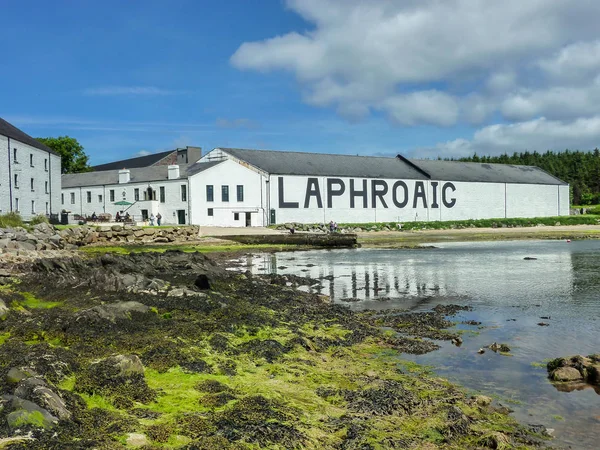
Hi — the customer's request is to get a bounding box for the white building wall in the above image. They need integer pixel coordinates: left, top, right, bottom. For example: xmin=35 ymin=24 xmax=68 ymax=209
xmin=0 ymin=135 xmax=10 ymax=214
xmin=61 ymin=178 xmax=190 ymax=225
xmin=268 ymin=174 xmax=569 ymax=225
xmin=506 ymin=184 xmax=561 ymax=218
xmin=0 ymin=134 xmax=62 ymax=219
xmin=189 ymin=159 xmax=265 ymax=227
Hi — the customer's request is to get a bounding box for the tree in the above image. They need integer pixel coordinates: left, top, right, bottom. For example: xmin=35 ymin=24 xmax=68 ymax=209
xmin=36 ymin=136 xmax=92 ymax=174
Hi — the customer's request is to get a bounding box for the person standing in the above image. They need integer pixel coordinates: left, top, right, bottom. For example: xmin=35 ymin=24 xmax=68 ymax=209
xmin=150 ymin=213 xmax=155 ymax=226
xmin=156 ymin=213 xmax=162 ymax=226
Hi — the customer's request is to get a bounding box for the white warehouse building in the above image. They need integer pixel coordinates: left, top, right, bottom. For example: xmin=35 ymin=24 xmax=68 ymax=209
xmin=186 ymin=148 xmax=569 ymax=227
xmin=0 ymin=118 xmax=62 ymax=220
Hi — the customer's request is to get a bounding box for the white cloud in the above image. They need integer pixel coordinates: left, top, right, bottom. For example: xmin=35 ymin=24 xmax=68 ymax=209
xmin=134 ymin=150 xmax=152 ymax=157
xmin=538 ymin=40 xmax=600 ymax=82
xmin=501 ymin=77 xmax=600 ymax=121
xmin=418 ymin=116 xmax=600 ymax=158
xmin=83 ymin=86 xmax=181 ymax=96
xmin=379 ymin=91 xmax=459 ymax=126
xmin=231 ymin=0 xmax=600 ymax=126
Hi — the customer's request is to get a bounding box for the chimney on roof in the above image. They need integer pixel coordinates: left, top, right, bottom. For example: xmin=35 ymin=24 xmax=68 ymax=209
xmin=119 ymin=169 xmax=130 ymax=184
xmin=185 ymin=146 xmax=202 ymax=164
xmin=168 ymin=165 xmax=180 ymax=180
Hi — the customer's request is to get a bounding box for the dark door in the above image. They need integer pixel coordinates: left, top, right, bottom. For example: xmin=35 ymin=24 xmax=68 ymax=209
xmin=245 ymin=212 xmax=251 ymax=227
xmin=270 ymin=209 xmax=276 ymax=225
xmin=141 ymin=209 xmax=149 ymax=221
xmin=177 ymin=210 xmax=186 ymax=224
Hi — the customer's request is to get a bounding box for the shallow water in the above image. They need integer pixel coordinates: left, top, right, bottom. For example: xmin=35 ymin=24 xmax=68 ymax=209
xmin=235 ymin=240 xmax=600 ymax=449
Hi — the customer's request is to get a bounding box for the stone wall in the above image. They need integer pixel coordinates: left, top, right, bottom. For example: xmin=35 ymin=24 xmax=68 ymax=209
xmin=0 ymin=223 xmax=200 ymax=252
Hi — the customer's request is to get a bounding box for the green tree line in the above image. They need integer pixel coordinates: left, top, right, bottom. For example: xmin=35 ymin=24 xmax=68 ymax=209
xmin=453 ymin=150 xmax=600 ymax=205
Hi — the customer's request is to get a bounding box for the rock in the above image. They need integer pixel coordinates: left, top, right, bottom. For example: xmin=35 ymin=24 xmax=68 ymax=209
xmin=5 ymin=396 xmax=59 ymax=430
xmin=451 ymin=337 xmax=463 ymax=346
xmin=488 ymin=342 xmax=510 ymax=353
xmin=77 ymin=301 xmax=150 ymax=323
xmin=477 ymin=348 xmax=485 ymax=354
xmin=0 ymin=300 xmax=9 ymax=319
xmin=90 ymin=354 xmax=145 ymax=378
xmin=6 ymin=367 xmax=38 ymax=384
xmin=13 ymin=378 xmax=72 ymax=421
xmin=126 ymin=433 xmax=149 ymax=447
xmin=473 ymin=395 xmax=492 ymax=407
xmin=523 ymin=257 xmax=537 ymax=260
xmin=0 ymin=437 xmax=35 ymax=448
xmin=537 ymin=322 xmax=550 ymax=326
xmin=551 ymin=366 xmax=584 ymax=382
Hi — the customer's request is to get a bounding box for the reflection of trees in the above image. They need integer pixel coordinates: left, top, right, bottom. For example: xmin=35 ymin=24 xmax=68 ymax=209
xmin=570 ymin=252 xmax=600 ymax=297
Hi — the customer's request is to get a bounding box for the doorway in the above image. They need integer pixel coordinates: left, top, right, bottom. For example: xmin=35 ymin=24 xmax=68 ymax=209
xmin=245 ymin=212 xmax=252 ymax=227
xmin=141 ymin=209 xmax=148 ymax=221
xmin=177 ymin=210 xmax=186 ymax=224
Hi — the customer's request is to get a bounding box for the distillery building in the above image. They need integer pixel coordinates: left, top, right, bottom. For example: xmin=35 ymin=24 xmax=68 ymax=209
xmin=186 ymin=148 xmax=569 ymax=227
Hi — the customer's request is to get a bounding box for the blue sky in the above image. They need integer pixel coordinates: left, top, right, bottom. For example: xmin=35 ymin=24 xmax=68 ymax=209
xmin=2 ymin=0 xmax=600 ymax=165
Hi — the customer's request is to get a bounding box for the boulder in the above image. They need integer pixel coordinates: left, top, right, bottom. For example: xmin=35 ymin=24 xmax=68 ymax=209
xmin=4 ymin=396 xmax=59 ymax=430
xmin=89 ymin=354 xmax=145 ymax=379
xmin=126 ymin=433 xmax=149 ymax=447
xmin=77 ymin=301 xmax=150 ymax=323
xmin=551 ymin=366 xmax=583 ymax=382
xmin=0 ymin=300 xmax=9 ymax=319
xmin=14 ymin=378 xmax=72 ymax=420
xmin=6 ymin=367 xmax=38 ymax=384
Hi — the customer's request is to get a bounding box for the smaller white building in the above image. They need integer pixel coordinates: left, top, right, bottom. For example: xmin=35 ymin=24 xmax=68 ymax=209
xmin=0 ymin=118 xmax=62 ymax=220
xmin=61 ymin=165 xmax=191 ymax=224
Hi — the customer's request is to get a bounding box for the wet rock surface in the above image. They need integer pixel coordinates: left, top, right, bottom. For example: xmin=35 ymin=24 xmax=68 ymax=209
xmin=0 ymin=251 xmax=547 ymax=448
xmin=548 ymin=354 xmax=600 ymax=390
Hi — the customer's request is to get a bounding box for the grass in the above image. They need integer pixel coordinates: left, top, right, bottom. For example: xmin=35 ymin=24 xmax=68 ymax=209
xmin=15 ymin=292 xmax=62 ymax=309
xmin=279 ymin=215 xmax=600 ymax=232
xmin=0 ymin=212 xmax=24 ymax=228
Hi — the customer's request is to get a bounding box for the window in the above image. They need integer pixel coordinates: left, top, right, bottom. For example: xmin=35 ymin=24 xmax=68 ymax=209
xmin=134 ymin=188 xmax=139 ymax=201
xmin=44 ymin=159 xmax=48 ymax=171
xmin=70 ymin=193 xmax=75 ymax=204
xmin=15 ymin=198 xmax=19 ymax=212
xmin=237 ymin=185 xmax=244 ymax=202
xmin=31 ymin=200 xmax=35 ymax=214
xmin=45 ymin=181 xmax=49 ymax=194
xmin=160 ymin=186 xmax=165 ymax=203
xmin=30 ymin=178 xmax=34 ymax=191
xmin=109 ymin=190 xmax=115 ymax=202
xmin=207 ymin=208 xmax=214 ymax=216
xmin=61 ymin=194 xmax=64 ymax=205
xmin=13 ymin=148 xmax=17 ymax=163
xmin=234 ymin=212 xmax=239 ymax=221
xmin=98 ymin=194 xmax=103 ymax=202
xmin=14 ymin=174 xmax=19 ymax=188
xmin=221 ymin=185 xmax=229 ymax=202
xmin=181 ymin=185 xmax=187 ymax=202
xmin=86 ymin=191 xmax=91 ymax=203
xmin=206 ymin=185 xmax=214 ymax=202
xmin=30 ymin=154 xmax=34 ymax=167
xmin=45 ymin=202 xmax=49 ymax=214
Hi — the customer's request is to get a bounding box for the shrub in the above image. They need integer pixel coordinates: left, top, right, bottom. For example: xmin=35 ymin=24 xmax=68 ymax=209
xmin=0 ymin=212 xmax=24 ymax=228
xmin=29 ymin=214 xmax=49 ymax=225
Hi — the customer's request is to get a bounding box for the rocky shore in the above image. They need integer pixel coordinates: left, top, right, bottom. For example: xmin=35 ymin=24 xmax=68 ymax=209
xmin=0 ymin=250 xmax=550 ymax=449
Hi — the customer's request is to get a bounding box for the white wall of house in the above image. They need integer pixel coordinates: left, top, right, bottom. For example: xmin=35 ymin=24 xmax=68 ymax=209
xmin=61 ymin=178 xmax=190 ymax=224
xmin=0 ymin=134 xmax=61 ymax=219
xmin=189 ymin=159 xmax=266 ymax=227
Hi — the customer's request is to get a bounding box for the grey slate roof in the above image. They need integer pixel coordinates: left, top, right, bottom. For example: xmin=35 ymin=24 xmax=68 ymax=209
xmin=216 ymin=148 xmax=428 ymax=179
xmin=407 ymin=158 xmax=567 ymax=185
xmin=211 ymin=148 xmax=566 ymax=185
xmin=62 ymin=164 xmax=190 ymax=188
xmin=0 ymin=117 xmax=59 ymax=156
xmin=186 ymin=160 xmax=225 ymax=176
xmin=92 ymin=149 xmax=176 ymax=171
